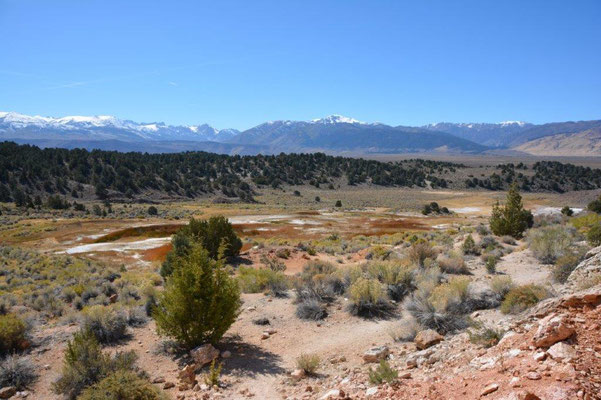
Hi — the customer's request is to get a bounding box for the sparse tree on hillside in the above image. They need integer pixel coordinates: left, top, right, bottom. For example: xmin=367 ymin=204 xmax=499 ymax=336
xmin=489 ymin=183 xmax=533 ymax=239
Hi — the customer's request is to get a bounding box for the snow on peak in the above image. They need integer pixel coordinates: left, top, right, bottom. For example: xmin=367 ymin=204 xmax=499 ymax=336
xmin=499 ymin=121 xmax=527 ymax=127
xmin=312 ymin=115 xmax=364 ymax=124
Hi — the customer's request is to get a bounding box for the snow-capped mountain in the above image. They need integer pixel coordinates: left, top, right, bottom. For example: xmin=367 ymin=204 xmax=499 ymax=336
xmin=422 ymin=121 xmax=534 ymax=147
xmin=0 ymin=111 xmax=239 ymax=143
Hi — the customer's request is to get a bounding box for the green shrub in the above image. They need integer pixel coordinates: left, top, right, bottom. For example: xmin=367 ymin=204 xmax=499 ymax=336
xmin=161 ymin=215 xmax=242 ymax=276
xmin=462 ymin=234 xmax=479 ymax=255
xmin=79 ymin=370 xmax=163 ymax=400
xmin=347 ymin=278 xmax=395 ymax=318
xmin=53 ymin=330 xmax=137 ymax=400
xmin=561 ymin=206 xmax=573 ymax=217
xmin=527 ymin=226 xmax=575 ymax=264
xmin=587 ymin=224 xmax=601 ymax=246
xmin=81 ymin=306 xmax=128 ymax=344
xmin=368 ymin=360 xmax=398 ymax=384
xmin=485 ymin=256 xmax=497 ymax=274
xmin=0 ymin=355 xmax=37 ymax=390
xmin=301 ymin=260 xmax=336 ymax=281
xmin=203 ymin=360 xmax=223 ymax=388
xmin=237 ymin=267 xmax=288 ymax=294
xmin=154 ymin=245 xmax=240 ymax=349
xmin=296 ymin=353 xmax=320 ymax=375
xmin=501 ymin=284 xmax=550 ymax=314
xmin=335 ymin=200 xmax=342 ymax=208
xmin=0 ymin=313 xmax=28 ymax=356
xmin=489 ymin=183 xmax=533 ymax=239
xmin=403 ymin=293 xmax=466 ymax=334
xmin=147 ymin=206 xmax=158 ymax=216
xmin=588 ymin=195 xmax=601 ymax=214
xmin=552 ymin=252 xmax=584 ymax=283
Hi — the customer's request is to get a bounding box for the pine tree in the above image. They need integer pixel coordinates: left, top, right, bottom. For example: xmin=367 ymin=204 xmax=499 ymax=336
xmin=489 ymin=183 xmax=532 ymax=238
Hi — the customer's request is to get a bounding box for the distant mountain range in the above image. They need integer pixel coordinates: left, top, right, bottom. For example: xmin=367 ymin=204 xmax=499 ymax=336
xmin=1 ymin=111 xmax=600 ymax=156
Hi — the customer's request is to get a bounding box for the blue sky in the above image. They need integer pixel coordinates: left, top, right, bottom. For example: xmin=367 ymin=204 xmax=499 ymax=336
xmin=1 ymin=0 xmax=600 ymax=130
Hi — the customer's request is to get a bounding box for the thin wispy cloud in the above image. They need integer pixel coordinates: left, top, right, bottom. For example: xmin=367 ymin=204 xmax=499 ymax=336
xmin=168 ymin=81 xmax=178 ymax=86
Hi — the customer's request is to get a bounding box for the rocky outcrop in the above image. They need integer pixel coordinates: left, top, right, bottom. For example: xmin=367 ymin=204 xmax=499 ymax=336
xmin=565 ymin=245 xmax=601 ymax=291
xmin=362 ymin=346 xmax=389 ymax=363
xmin=532 ymin=314 xmax=574 ymax=347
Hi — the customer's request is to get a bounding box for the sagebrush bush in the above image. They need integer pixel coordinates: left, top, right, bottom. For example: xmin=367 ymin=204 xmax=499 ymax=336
xmin=301 ymin=260 xmax=337 ymax=281
xmin=0 ymin=313 xmax=28 ymax=356
xmin=0 ymin=355 xmax=37 ymax=390
xmin=403 ymin=292 xmax=466 ymax=334
xmin=387 ymin=318 xmax=418 ymax=342
xmin=490 ymin=276 xmax=514 ymax=299
xmin=295 ymin=299 xmax=328 ymax=320
xmin=79 ymin=370 xmax=163 ymax=400
xmin=553 ymin=252 xmax=585 ymax=283
xmin=347 ymin=278 xmax=395 ymax=318
xmin=501 ymin=284 xmax=550 ymax=314
xmin=468 ymin=327 xmax=504 ymax=348
xmin=296 ymin=353 xmax=320 ymax=375
xmin=366 ymin=261 xmax=416 ymax=301
xmin=154 ymin=245 xmax=240 ymax=349
xmin=527 ymin=226 xmax=575 ymax=264
xmin=368 ymin=360 xmax=398 ymax=384
xmin=485 ymin=255 xmax=497 ymax=274
xmin=407 ymin=241 xmax=436 ymax=268
xmin=438 ymin=254 xmax=470 ymax=275
xmin=294 ymin=276 xmax=338 ymax=304
xmin=53 ymin=330 xmax=138 ymax=400
xmin=81 ymin=305 xmax=128 ymax=344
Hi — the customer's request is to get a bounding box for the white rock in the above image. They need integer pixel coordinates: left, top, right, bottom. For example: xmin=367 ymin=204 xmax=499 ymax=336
xmin=320 ymin=389 xmax=340 ymax=400
xmin=366 ymin=387 xmax=378 ymax=396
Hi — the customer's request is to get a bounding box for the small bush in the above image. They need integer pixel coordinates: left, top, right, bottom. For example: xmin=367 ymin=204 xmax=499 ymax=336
xmin=347 ymin=278 xmax=395 ymax=319
xmin=561 ymin=206 xmax=573 ymax=217
xmin=490 ymin=276 xmax=514 ymax=299
xmin=527 ymin=226 xmax=575 ymax=264
xmin=501 ymin=235 xmax=516 ymax=245
xmin=552 ymin=251 xmax=585 ymax=284
xmin=485 ymin=256 xmax=497 ymax=274
xmin=0 ymin=355 xmax=37 ymax=390
xmin=203 ymin=360 xmax=222 ymax=388
xmin=53 ymin=330 xmax=138 ymax=399
xmin=147 ymin=206 xmax=158 ymax=216
xmin=403 ymin=293 xmax=466 ymax=334
xmin=438 ymin=254 xmax=470 ymax=275
xmin=275 ymin=248 xmax=291 ymax=259
xmin=237 ymin=267 xmax=288 ymax=294
xmin=301 ymin=260 xmax=336 ymax=281
xmin=79 ymin=370 xmax=162 ymax=400
xmin=296 ymin=300 xmax=328 ymax=320
xmin=476 ymin=224 xmax=490 ymax=236
xmin=368 ymin=360 xmax=398 ymax=384
xmin=296 ymin=353 xmax=320 ymax=375
xmin=0 ymin=313 xmax=28 ymax=356
xmin=462 ymin=234 xmax=479 ymax=255
xmin=407 ymin=241 xmax=436 ymax=268
xmin=81 ymin=306 xmax=128 ymax=344
xmin=388 ymin=319 xmax=418 ymax=342
xmin=468 ymin=327 xmax=504 ymax=348
xmin=500 ymin=284 xmax=550 ymax=314
xmin=294 ymin=278 xmax=336 ymax=304
xmin=260 ymin=255 xmax=286 ymax=272
xmin=587 ymin=224 xmax=601 ymax=246
xmin=154 ymin=245 xmax=240 ymax=349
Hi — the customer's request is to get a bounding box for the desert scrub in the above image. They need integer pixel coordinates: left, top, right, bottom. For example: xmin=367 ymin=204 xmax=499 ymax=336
xmin=368 ymin=360 xmax=398 ymax=384
xmin=237 ymin=267 xmax=288 ymax=294
xmin=468 ymin=326 xmax=504 ymax=348
xmin=300 ymin=260 xmax=337 ymax=281
xmin=295 ymin=299 xmax=328 ymax=320
xmin=485 ymin=255 xmax=498 ymax=274
xmin=53 ymin=330 xmax=138 ymax=399
xmin=203 ymin=360 xmax=223 ymax=388
xmin=438 ymin=253 xmax=470 ymax=275
xmin=347 ymin=278 xmax=395 ymax=318
xmin=489 ymin=276 xmax=514 ymax=299
xmin=0 ymin=313 xmax=28 ymax=356
xmin=367 ymin=261 xmax=416 ymax=301
xmin=461 ymin=234 xmax=479 ymax=255
xmin=366 ymin=245 xmax=392 ymax=260
xmin=388 ymin=318 xmax=418 ymax=342
xmin=586 ymin=224 xmax=601 ymax=246
xmin=527 ymin=225 xmax=576 ymax=264
xmin=501 ymin=284 xmax=551 ymax=314
xmin=407 ymin=241 xmax=436 ymax=268
xmin=154 ymin=245 xmax=240 ymax=349
xmin=428 ymin=277 xmax=470 ymax=311
xmin=0 ymin=355 xmax=37 ymax=390
xmin=81 ymin=305 xmax=128 ymax=344
xmin=79 ymin=370 xmax=163 ymax=400
xmin=552 ymin=251 xmax=586 ymax=283
xmin=295 ymin=353 xmax=320 ymax=375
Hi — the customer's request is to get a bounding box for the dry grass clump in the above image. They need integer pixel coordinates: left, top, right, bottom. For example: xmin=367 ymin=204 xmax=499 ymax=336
xmin=500 ymin=284 xmax=552 ymax=314
xmin=490 ymin=276 xmax=515 ymax=299
xmin=468 ymin=326 xmax=504 ymax=348
xmin=368 ymin=360 xmax=398 ymax=384
xmin=81 ymin=305 xmax=128 ymax=344
xmin=0 ymin=313 xmax=29 ymax=356
xmin=296 ymin=353 xmax=320 ymax=375
xmin=438 ymin=253 xmax=470 ymax=275
xmin=237 ymin=267 xmax=289 ymax=295
xmin=387 ymin=318 xmax=419 ymax=342
xmin=295 ymin=299 xmax=328 ymax=321
xmin=347 ymin=278 xmax=395 ymax=319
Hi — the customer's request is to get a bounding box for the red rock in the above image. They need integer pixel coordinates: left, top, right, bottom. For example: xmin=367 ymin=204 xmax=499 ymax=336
xmin=532 ymin=314 xmax=575 ymax=348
